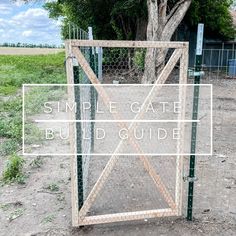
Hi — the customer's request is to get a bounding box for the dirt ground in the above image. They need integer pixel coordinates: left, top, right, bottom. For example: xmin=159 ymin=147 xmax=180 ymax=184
xmin=0 ymin=77 xmax=236 ymax=236
xmin=0 ymin=47 xmax=64 ymax=55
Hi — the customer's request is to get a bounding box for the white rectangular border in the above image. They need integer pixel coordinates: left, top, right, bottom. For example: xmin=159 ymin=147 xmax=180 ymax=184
xmin=22 ymin=84 xmax=213 ymax=156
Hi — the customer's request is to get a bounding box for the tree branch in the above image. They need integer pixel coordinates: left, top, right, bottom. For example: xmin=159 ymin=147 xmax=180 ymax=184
xmin=166 ymin=0 xmax=186 ymax=21
xmin=159 ymin=0 xmax=168 ymax=16
xmin=146 ymin=0 xmax=159 ymax=40
xmin=162 ymin=0 xmax=191 ymax=41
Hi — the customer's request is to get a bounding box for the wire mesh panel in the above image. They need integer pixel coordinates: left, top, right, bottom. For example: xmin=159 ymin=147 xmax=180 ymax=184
xmin=64 ymin=25 xmax=103 ymax=200
xmin=65 ymin=40 xmax=189 ymax=226
xmin=65 ymin=22 xmax=89 ymax=40
xmin=74 ymin=47 xmax=102 ymax=199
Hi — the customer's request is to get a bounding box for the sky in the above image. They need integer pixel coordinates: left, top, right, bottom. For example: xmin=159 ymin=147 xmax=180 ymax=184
xmin=0 ymin=0 xmax=62 ymax=46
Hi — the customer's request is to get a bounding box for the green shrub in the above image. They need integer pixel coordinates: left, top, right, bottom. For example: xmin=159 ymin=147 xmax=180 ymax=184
xmin=0 ymin=97 xmax=22 ymax=142
xmin=2 ymin=97 xmax=22 ymax=113
xmin=24 ymin=122 xmax=43 ymax=145
xmin=0 ymin=115 xmax=22 ymax=141
xmin=2 ymin=154 xmax=25 ymax=184
xmin=29 ymin=157 xmax=43 ymax=168
xmin=133 ymin=49 xmax=146 ymax=71
xmin=0 ymin=139 xmax=19 ymax=156
xmin=103 ymin=48 xmax=128 ymax=65
xmin=45 ymin=183 xmax=59 ymax=192
xmin=24 ymin=87 xmax=66 ymax=115
xmin=0 ymin=85 xmax=18 ymax=95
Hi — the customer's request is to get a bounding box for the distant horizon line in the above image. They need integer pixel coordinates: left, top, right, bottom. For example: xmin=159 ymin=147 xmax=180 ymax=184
xmin=0 ymin=42 xmax=65 ymax=49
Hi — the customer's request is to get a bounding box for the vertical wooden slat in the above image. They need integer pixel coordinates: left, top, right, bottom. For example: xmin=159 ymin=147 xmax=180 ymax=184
xmin=176 ymin=45 xmax=189 ymax=216
xmin=65 ymin=41 xmax=79 ymax=227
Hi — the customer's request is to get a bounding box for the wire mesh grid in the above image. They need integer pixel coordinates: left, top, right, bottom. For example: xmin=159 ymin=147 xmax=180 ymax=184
xmin=66 ymin=22 xmax=89 ymax=40
xmin=73 ymin=46 xmax=102 ymax=201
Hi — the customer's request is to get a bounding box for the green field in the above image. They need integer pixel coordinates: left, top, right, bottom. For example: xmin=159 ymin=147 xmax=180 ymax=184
xmin=0 ymin=52 xmax=66 ymax=95
xmin=0 ymin=53 xmax=66 ymax=183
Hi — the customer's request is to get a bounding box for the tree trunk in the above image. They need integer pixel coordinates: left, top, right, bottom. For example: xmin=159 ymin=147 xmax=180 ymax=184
xmin=135 ymin=17 xmax=148 ymax=40
xmin=142 ymin=0 xmax=191 ymax=84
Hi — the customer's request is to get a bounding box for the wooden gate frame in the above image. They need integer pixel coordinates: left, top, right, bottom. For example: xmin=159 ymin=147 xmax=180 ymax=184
xmin=65 ymin=40 xmax=189 ymax=227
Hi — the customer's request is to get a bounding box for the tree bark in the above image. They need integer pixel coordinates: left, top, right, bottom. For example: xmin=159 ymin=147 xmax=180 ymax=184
xmin=142 ymin=0 xmax=191 ymax=84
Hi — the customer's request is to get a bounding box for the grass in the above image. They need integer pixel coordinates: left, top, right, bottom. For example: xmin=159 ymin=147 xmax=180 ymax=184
xmin=8 ymin=208 xmax=25 ymax=222
xmin=24 ymin=122 xmax=44 ymax=145
xmin=0 ymin=96 xmax=23 ymax=156
xmin=0 ymin=96 xmax=22 ymax=112
xmin=41 ymin=214 xmax=55 ymax=224
xmin=0 ymin=139 xmax=20 ymax=156
xmin=0 ymin=201 xmax=25 ymax=221
xmin=0 ymin=96 xmax=22 ymax=142
xmin=30 ymin=157 xmax=43 ymax=169
xmin=0 ymin=85 xmax=18 ymax=95
xmin=0 ymin=52 xmax=66 ymax=92
xmin=24 ymin=86 xmax=66 ymax=115
xmin=0 ymin=52 xmax=66 ymax=184
xmin=1 ymin=154 xmax=26 ymax=184
xmin=0 ymin=203 xmax=11 ymax=211
xmin=45 ymin=183 xmax=60 ymax=192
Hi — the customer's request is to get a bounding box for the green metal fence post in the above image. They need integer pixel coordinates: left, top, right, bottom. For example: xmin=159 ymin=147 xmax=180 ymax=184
xmin=187 ymin=23 xmax=204 ymax=221
xmin=73 ymin=65 xmax=84 ymax=210
xmin=88 ymin=27 xmax=97 ymax=152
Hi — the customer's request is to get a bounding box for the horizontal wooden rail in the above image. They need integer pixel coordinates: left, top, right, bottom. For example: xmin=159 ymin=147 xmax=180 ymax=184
xmin=67 ymin=40 xmax=189 ymax=49
xmin=79 ymin=208 xmax=176 ymax=225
